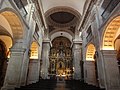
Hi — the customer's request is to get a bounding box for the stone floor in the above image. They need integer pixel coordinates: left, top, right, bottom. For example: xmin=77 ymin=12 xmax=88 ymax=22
xmin=54 ymin=80 xmax=69 ymax=90
xmin=15 ymin=79 xmax=105 ymax=90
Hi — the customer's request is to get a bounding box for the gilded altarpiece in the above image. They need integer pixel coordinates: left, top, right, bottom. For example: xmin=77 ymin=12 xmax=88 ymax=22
xmin=49 ymin=37 xmax=73 ymax=79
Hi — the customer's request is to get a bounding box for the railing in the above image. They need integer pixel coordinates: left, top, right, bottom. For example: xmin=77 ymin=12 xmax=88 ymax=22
xmin=14 ymin=0 xmax=28 ymax=17
xmin=101 ymin=0 xmax=120 ymax=19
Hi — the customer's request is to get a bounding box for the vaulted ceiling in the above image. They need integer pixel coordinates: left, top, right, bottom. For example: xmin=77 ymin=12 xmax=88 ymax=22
xmin=41 ymin=0 xmax=86 ymax=41
xmin=41 ymin=0 xmax=86 ymax=15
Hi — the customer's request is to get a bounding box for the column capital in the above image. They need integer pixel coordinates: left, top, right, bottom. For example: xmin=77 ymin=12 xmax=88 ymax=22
xmin=101 ymin=50 xmax=117 ymax=55
xmin=43 ymin=39 xmax=51 ymax=43
xmin=10 ymin=48 xmax=26 ymax=53
xmin=43 ymin=39 xmax=52 ymax=47
xmin=72 ymin=42 xmax=82 ymax=50
xmin=73 ymin=39 xmax=82 ymax=44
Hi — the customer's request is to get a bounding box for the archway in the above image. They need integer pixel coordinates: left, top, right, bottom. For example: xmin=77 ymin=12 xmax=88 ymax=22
xmin=85 ymin=43 xmax=98 ymax=86
xmin=102 ymin=16 xmax=120 ymax=50
xmin=102 ymin=16 xmax=120 ymax=72
xmin=101 ymin=16 xmax=120 ymax=89
xmin=27 ymin=42 xmax=39 ymax=84
xmin=0 ymin=10 xmax=24 ymax=42
xmin=30 ymin=42 xmax=39 ymax=59
xmin=86 ymin=44 xmax=96 ymax=61
xmin=50 ymin=31 xmax=73 ymax=43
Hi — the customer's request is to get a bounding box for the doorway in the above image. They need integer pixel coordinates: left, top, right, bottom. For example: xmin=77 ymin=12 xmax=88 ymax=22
xmin=85 ymin=44 xmax=99 ymax=86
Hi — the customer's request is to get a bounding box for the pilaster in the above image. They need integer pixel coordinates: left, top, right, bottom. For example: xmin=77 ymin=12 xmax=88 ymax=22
xmin=96 ymin=50 xmax=106 ymax=88
xmin=84 ymin=61 xmax=97 ymax=86
xmin=20 ymin=49 xmax=29 ymax=86
xmin=41 ymin=40 xmax=51 ymax=79
xmin=72 ymin=41 xmax=82 ymax=80
xmin=27 ymin=59 xmax=40 ymax=84
xmin=1 ymin=48 xmax=26 ymax=90
xmin=101 ymin=50 xmax=120 ymax=90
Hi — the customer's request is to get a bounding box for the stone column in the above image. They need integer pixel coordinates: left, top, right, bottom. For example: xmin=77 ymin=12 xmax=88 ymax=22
xmin=27 ymin=59 xmax=40 ymax=84
xmin=72 ymin=42 xmax=82 ymax=80
xmin=1 ymin=48 xmax=26 ymax=90
xmin=96 ymin=50 xmax=106 ymax=88
xmin=20 ymin=49 xmax=29 ymax=86
xmin=41 ymin=41 xmax=51 ymax=79
xmin=101 ymin=50 xmax=120 ymax=90
xmin=84 ymin=61 xmax=96 ymax=85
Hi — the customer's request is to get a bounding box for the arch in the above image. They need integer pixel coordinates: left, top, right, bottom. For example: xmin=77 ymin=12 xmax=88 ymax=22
xmin=52 ymin=36 xmax=71 ymax=46
xmin=30 ymin=42 xmax=39 ymax=59
xmin=86 ymin=43 xmax=96 ymax=61
xmin=0 ymin=8 xmax=24 ymax=42
xmin=0 ymin=36 xmax=13 ymax=58
xmin=50 ymin=29 xmax=74 ymax=37
xmin=0 ymin=16 xmax=13 ymax=37
xmin=85 ymin=43 xmax=99 ymax=86
xmin=102 ymin=16 xmax=120 ymax=50
xmin=45 ymin=6 xmax=81 ymax=27
xmin=45 ymin=6 xmax=81 ymax=19
xmin=51 ymin=31 xmax=73 ymax=43
xmin=0 ymin=25 xmax=13 ymax=40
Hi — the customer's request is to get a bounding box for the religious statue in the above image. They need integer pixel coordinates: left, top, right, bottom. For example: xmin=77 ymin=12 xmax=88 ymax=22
xmin=59 ymin=62 xmax=62 ymax=68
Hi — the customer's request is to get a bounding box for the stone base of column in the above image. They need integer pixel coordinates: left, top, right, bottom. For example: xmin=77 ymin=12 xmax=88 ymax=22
xmin=41 ymin=71 xmax=49 ymax=79
xmin=73 ymin=72 xmax=81 ymax=80
xmin=41 ymin=71 xmax=48 ymax=79
xmin=1 ymin=85 xmax=17 ymax=90
xmin=73 ymin=67 xmax=81 ymax=80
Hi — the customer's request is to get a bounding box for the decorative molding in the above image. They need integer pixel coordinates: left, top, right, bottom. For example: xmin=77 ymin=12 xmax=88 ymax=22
xmin=45 ymin=6 xmax=81 ymax=18
xmin=45 ymin=6 xmax=81 ymax=28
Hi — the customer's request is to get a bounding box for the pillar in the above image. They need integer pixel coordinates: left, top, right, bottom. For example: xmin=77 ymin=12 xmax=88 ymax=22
xmin=96 ymin=50 xmax=106 ymax=88
xmin=84 ymin=61 xmax=96 ymax=85
xmin=72 ymin=42 xmax=82 ymax=80
xmin=101 ymin=50 xmax=120 ymax=90
xmin=27 ymin=59 xmax=40 ymax=84
xmin=1 ymin=48 xmax=26 ymax=90
xmin=20 ymin=49 xmax=30 ymax=86
xmin=41 ymin=41 xmax=50 ymax=79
